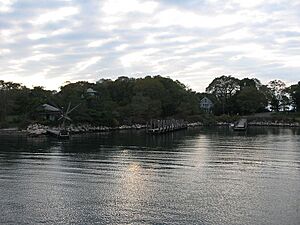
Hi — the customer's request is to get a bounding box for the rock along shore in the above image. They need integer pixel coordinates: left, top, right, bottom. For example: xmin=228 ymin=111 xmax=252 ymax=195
xmin=24 ymin=120 xmax=300 ymax=137
xmin=26 ymin=123 xmax=147 ymax=137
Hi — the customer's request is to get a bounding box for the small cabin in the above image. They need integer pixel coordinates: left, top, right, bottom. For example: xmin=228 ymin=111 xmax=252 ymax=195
xmin=200 ymin=97 xmax=214 ymax=113
xmin=37 ymin=104 xmax=61 ymax=121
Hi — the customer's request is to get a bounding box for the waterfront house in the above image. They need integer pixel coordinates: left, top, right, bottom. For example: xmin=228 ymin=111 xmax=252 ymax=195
xmin=200 ymin=97 xmax=214 ymax=113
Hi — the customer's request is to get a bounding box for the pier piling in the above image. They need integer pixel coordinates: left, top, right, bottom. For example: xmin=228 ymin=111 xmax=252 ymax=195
xmin=146 ymin=119 xmax=187 ymax=134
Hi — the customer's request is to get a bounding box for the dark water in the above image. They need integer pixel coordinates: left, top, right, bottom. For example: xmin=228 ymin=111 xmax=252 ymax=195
xmin=0 ymin=127 xmax=300 ymax=225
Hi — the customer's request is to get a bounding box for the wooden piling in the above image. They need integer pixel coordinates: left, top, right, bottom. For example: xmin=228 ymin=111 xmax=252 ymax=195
xmin=146 ymin=119 xmax=187 ymax=134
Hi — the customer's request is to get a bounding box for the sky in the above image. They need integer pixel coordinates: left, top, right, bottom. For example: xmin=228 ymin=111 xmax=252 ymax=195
xmin=0 ymin=0 xmax=300 ymax=92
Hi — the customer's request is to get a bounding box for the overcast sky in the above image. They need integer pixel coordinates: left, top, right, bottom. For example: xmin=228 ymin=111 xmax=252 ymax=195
xmin=0 ymin=0 xmax=300 ymax=91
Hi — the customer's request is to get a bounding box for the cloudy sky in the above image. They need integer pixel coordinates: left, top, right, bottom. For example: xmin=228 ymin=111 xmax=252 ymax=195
xmin=0 ymin=0 xmax=300 ymax=91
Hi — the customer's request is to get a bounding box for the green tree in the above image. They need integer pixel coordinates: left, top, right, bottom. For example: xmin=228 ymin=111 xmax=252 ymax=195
xmin=0 ymin=80 xmax=30 ymax=126
xmin=289 ymin=82 xmax=300 ymax=112
xmin=206 ymin=75 xmax=240 ymax=114
xmin=268 ymin=80 xmax=286 ymax=112
xmin=236 ymin=86 xmax=268 ymax=114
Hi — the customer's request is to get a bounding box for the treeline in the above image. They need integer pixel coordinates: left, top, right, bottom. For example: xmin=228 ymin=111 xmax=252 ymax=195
xmin=0 ymin=76 xmax=200 ymax=127
xmin=205 ymin=76 xmax=300 ymax=115
xmin=0 ymin=75 xmax=299 ymax=128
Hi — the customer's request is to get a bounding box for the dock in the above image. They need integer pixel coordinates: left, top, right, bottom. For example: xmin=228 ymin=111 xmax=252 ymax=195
xmin=47 ymin=129 xmax=70 ymax=139
xmin=233 ymin=118 xmax=248 ymax=131
xmin=146 ymin=119 xmax=187 ymax=134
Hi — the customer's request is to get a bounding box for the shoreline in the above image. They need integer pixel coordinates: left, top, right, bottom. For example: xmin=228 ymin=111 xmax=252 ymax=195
xmin=1 ymin=122 xmax=300 ymax=137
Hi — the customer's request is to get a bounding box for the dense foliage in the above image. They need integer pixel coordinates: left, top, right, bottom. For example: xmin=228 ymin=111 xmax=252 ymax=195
xmin=206 ymin=76 xmax=299 ymax=115
xmin=0 ymin=75 xmax=299 ymax=128
xmin=0 ymin=76 xmax=200 ymax=127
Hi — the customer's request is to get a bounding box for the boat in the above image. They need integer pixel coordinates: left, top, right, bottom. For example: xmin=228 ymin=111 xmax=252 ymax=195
xmin=47 ymin=129 xmax=70 ymax=139
xmin=233 ymin=118 xmax=248 ymax=131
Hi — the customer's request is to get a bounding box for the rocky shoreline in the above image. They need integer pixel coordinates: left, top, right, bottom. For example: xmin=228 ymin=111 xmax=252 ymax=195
xmin=220 ymin=122 xmax=300 ymax=127
xmin=26 ymin=123 xmax=147 ymax=136
xmin=188 ymin=121 xmax=300 ymax=127
xmin=1 ymin=121 xmax=299 ymax=137
xmin=248 ymin=121 xmax=300 ymax=127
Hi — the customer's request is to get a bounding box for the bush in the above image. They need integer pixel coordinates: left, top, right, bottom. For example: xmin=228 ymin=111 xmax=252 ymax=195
xmin=215 ymin=114 xmax=240 ymax=123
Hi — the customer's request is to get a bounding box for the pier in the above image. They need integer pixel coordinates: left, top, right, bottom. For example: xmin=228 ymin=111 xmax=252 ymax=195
xmin=47 ymin=129 xmax=70 ymax=139
xmin=146 ymin=119 xmax=187 ymax=134
xmin=233 ymin=118 xmax=248 ymax=131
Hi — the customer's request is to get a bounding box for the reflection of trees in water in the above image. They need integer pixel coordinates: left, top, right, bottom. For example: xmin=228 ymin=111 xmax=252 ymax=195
xmin=0 ymin=133 xmax=55 ymax=166
xmin=245 ymin=127 xmax=300 ymax=136
xmin=65 ymin=129 xmax=198 ymax=151
xmin=1 ymin=127 xmax=299 ymax=166
xmin=50 ymin=129 xmax=205 ymax=171
xmin=201 ymin=126 xmax=300 ymax=137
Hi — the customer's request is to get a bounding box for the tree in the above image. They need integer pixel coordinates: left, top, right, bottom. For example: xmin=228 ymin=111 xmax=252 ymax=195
xmin=108 ymin=76 xmax=135 ymax=106
xmin=0 ymin=80 xmax=29 ymax=125
xmin=239 ymin=78 xmax=262 ymax=90
xmin=289 ymin=82 xmax=300 ymax=112
xmin=236 ymin=86 xmax=268 ymax=114
xmin=206 ymin=75 xmax=240 ymax=114
xmin=268 ymin=80 xmax=286 ymax=112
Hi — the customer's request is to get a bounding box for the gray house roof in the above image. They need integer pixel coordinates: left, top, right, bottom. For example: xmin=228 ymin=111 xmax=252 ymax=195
xmin=41 ymin=104 xmax=60 ymax=112
xmin=87 ymin=88 xmax=97 ymax=93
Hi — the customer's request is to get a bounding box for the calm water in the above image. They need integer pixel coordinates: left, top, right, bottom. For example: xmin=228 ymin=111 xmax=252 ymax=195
xmin=0 ymin=127 xmax=300 ymax=225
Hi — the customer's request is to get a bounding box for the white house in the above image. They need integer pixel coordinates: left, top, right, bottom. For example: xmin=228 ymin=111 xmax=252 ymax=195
xmin=200 ymin=97 xmax=214 ymax=113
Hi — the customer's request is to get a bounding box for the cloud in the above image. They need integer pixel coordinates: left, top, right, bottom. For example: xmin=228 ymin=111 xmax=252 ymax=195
xmin=115 ymin=44 xmax=129 ymax=51
xmin=102 ymin=0 xmax=158 ymax=15
xmin=120 ymin=48 xmax=159 ymax=67
xmin=9 ymin=53 xmax=54 ymax=65
xmin=0 ymin=48 xmax=10 ymax=55
xmin=87 ymin=37 xmax=119 ymax=48
xmin=30 ymin=6 xmax=79 ymax=25
xmin=154 ymin=8 xmax=240 ymax=28
xmin=51 ymin=28 xmax=71 ymax=36
xmin=0 ymin=29 xmax=18 ymax=43
xmin=0 ymin=0 xmax=14 ymax=13
xmin=75 ymin=56 xmax=102 ymax=72
xmin=0 ymin=0 xmax=299 ymax=91
xmin=27 ymin=33 xmax=47 ymax=40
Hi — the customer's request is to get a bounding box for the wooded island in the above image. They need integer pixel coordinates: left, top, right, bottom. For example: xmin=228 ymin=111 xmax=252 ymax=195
xmin=0 ymin=75 xmax=300 ymax=129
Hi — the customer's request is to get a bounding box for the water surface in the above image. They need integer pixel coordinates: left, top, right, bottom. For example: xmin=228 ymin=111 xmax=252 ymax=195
xmin=0 ymin=127 xmax=299 ymax=224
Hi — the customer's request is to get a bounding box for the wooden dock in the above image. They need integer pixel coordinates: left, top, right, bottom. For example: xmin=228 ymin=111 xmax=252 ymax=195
xmin=233 ymin=118 xmax=248 ymax=131
xmin=146 ymin=119 xmax=187 ymax=134
xmin=47 ymin=129 xmax=70 ymax=139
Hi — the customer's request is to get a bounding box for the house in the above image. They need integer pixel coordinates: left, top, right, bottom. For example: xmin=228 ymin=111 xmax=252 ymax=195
xmin=37 ymin=104 xmax=61 ymax=121
xmin=86 ymin=88 xmax=97 ymax=96
xmin=200 ymin=97 xmax=214 ymax=113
